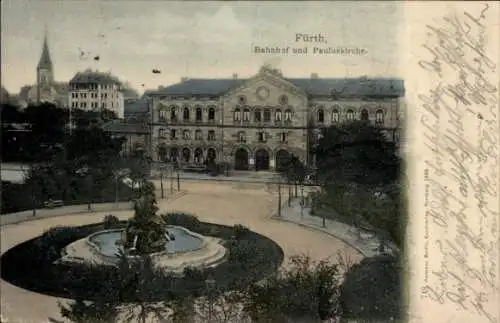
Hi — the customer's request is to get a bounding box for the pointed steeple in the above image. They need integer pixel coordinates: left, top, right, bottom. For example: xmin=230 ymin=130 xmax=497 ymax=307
xmin=37 ymin=26 xmax=53 ymax=70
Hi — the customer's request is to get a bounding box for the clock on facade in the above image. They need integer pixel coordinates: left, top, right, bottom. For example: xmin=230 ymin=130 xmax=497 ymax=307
xmin=256 ymin=86 xmax=270 ymax=101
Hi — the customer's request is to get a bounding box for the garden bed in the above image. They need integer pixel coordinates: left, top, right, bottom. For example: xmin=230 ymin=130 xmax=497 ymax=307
xmin=0 ymin=213 xmax=284 ymax=302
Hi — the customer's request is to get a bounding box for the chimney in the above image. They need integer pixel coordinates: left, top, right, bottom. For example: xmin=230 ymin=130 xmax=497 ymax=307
xmin=311 ymin=73 xmax=318 ymax=79
xmin=232 ymin=73 xmax=238 ymax=79
xmin=180 ymin=77 xmax=188 ymax=83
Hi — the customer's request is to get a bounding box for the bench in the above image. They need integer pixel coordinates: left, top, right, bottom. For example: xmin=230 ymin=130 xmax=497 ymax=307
xmin=44 ymin=200 xmax=64 ymax=208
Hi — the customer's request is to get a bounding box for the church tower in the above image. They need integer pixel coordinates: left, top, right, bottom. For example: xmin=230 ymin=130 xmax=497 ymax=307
xmin=36 ymin=28 xmax=54 ymax=103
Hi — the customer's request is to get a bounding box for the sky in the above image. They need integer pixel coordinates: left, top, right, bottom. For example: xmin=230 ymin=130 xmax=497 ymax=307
xmin=1 ymin=1 xmax=404 ymax=95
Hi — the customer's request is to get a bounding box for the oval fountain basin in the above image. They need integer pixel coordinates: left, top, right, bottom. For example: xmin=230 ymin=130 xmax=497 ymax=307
xmin=89 ymin=225 xmax=204 ymax=257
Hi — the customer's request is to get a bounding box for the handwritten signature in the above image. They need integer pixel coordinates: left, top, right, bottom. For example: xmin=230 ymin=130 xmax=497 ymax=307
xmin=418 ymin=4 xmax=499 ymax=323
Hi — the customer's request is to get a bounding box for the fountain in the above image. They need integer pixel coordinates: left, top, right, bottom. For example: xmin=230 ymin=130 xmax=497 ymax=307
xmin=56 ymin=183 xmax=227 ymax=274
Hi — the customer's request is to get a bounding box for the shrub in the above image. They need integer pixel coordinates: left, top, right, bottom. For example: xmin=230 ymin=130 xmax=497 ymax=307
xmin=232 ymin=224 xmax=250 ymax=240
xmin=103 ymin=214 xmax=120 ymax=229
xmin=162 ymin=212 xmax=200 ymax=230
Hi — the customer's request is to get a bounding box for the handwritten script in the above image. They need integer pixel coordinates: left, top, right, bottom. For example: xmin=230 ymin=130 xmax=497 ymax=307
xmin=418 ymin=4 xmax=499 ymax=323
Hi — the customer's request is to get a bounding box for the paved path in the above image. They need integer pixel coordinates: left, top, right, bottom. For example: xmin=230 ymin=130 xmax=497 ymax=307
xmin=1 ymin=181 xmax=363 ymax=323
xmin=273 ymin=198 xmax=400 ymax=257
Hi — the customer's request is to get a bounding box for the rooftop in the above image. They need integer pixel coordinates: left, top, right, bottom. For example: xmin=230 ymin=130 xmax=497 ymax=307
xmin=69 ymin=69 xmax=122 ymax=85
xmin=149 ymin=75 xmax=405 ymax=98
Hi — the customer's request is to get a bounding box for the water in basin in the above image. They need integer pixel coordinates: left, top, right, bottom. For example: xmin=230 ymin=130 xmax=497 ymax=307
xmin=89 ymin=226 xmax=203 ymax=257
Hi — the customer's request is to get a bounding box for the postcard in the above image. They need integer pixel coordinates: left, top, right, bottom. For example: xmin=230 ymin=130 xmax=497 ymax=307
xmin=1 ymin=1 xmax=498 ymax=323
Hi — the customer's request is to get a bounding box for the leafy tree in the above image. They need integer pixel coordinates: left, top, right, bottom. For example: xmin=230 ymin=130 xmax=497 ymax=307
xmin=242 ymin=254 xmax=342 ymax=322
xmin=315 ymin=120 xmax=400 ymax=187
xmin=340 ymin=254 xmax=404 ymax=322
xmin=277 ymin=154 xmax=306 ymax=198
xmin=59 ymin=298 xmax=119 ymax=323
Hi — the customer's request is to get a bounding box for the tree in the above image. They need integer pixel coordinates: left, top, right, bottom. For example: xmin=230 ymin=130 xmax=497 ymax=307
xmin=315 ymin=120 xmax=400 ymax=188
xmin=59 ymin=298 xmax=119 ymax=323
xmin=242 ymin=254 xmax=342 ymax=322
xmin=340 ymin=254 xmax=404 ymax=322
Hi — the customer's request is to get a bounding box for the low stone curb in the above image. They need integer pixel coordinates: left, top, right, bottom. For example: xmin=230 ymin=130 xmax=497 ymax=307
xmin=270 ymin=215 xmax=373 ymax=258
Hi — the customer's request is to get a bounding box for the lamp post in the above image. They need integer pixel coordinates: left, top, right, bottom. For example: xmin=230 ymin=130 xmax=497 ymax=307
xmin=76 ymin=166 xmax=91 ymax=211
xmin=277 ymin=179 xmax=282 ymax=217
xmin=159 ymin=164 xmax=165 ymax=199
xmin=205 ymin=275 xmax=216 ymax=323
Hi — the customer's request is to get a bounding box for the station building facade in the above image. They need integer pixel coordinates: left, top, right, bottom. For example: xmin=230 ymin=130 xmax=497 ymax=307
xmin=146 ymin=66 xmax=405 ymax=171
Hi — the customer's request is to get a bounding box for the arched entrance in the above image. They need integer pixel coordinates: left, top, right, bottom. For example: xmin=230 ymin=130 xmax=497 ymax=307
xmin=275 ymin=149 xmax=290 ymax=171
xmin=206 ymin=148 xmax=216 ymax=163
xmin=234 ymin=148 xmax=249 ymax=170
xmin=182 ymin=148 xmax=191 ymax=163
xmin=255 ymin=148 xmax=270 ymax=171
xmin=194 ymin=148 xmax=203 ymax=164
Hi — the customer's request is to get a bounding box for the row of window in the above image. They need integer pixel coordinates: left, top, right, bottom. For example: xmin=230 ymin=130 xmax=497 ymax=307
xmin=237 ymin=94 xmax=289 ymax=105
xmin=71 ymin=101 xmax=111 ymax=109
xmin=233 ymin=108 xmax=293 ymax=122
xmin=158 ymin=107 xmax=216 ymax=122
xmin=157 ymin=147 xmax=217 ymax=164
xmin=237 ymin=131 xmax=287 ymax=143
xmin=70 ymin=84 xmax=117 ymax=90
xmin=71 ymin=92 xmax=111 ymax=99
xmin=317 ymin=108 xmax=385 ymax=124
xmin=158 ymin=128 xmax=216 ymax=141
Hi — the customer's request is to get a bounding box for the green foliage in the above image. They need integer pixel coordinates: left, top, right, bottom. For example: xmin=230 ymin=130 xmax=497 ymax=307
xmin=315 ymin=121 xmax=400 ymax=187
xmin=277 ymin=153 xmax=307 ymax=185
xmin=162 ymin=212 xmax=201 ymax=231
xmin=232 ymin=224 xmax=250 ymax=240
xmin=340 ymin=254 xmax=404 ymax=321
xmin=103 ymin=214 xmax=120 ymax=229
xmin=59 ymin=298 xmax=119 ymax=323
xmin=242 ymin=254 xmax=342 ymax=322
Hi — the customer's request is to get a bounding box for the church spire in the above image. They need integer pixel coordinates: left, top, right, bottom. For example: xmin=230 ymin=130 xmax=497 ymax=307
xmin=37 ymin=26 xmax=53 ymax=70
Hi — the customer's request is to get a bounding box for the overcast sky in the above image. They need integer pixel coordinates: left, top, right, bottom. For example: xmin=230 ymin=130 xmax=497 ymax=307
xmin=1 ymin=1 xmax=404 ymax=94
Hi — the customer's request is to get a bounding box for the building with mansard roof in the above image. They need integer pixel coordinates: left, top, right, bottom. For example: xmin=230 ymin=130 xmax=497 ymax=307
xmin=142 ymin=66 xmax=405 ymax=172
xmin=18 ymin=31 xmax=69 ymax=109
xmin=68 ymin=69 xmax=125 ymax=118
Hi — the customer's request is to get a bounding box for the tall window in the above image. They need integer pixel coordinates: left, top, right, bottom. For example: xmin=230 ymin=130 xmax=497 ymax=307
xmin=195 ymin=130 xmax=203 ymax=140
xmin=234 ymin=108 xmax=241 ymax=121
xmin=275 ymin=109 xmax=282 ymax=122
xmin=158 ymin=128 xmax=166 ymax=138
xmin=332 ymin=109 xmax=340 ymax=123
xmin=237 ymin=131 xmax=246 ymax=142
xmin=361 ymin=109 xmax=369 ymax=121
xmin=195 ymin=107 xmax=202 ymax=121
xmin=207 ymin=130 xmax=215 ymax=141
xmin=159 ymin=109 xmax=167 ymax=121
xmin=183 ymin=107 xmax=190 ymax=121
xmin=280 ymin=132 xmax=287 ymax=143
xmin=263 ymin=108 xmax=271 ymax=122
xmin=284 ymin=109 xmax=292 ymax=122
xmin=170 ymin=129 xmax=177 ymax=140
xmin=258 ymin=132 xmax=266 ymax=142
xmin=317 ymin=109 xmax=324 ymax=123
xmin=208 ymin=107 xmax=215 ymax=121
xmin=346 ymin=109 xmax=354 ymax=121
xmin=254 ymin=108 xmax=262 ymax=122
xmin=243 ymin=108 xmax=250 ymax=121
xmin=170 ymin=107 xmax=177 ymax=121
xmin=376 ymin=109 xmax=384 ymax=124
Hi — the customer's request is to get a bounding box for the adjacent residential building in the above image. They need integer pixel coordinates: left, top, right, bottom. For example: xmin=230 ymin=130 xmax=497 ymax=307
xmin=68 ymin=70 xmax=125 ymax=118
xmin=18 ymin=31 xmax=69 ymax=108
xmin=144 ymin=66 xmax=404 ymax=171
